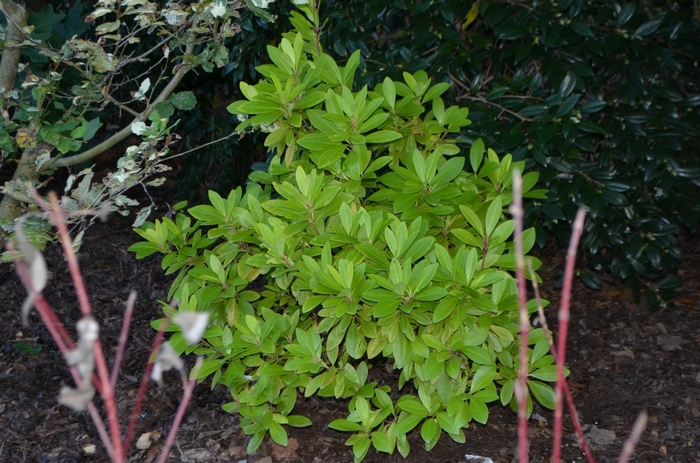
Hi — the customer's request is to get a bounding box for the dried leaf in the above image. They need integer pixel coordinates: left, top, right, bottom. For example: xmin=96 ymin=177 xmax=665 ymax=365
xmin=611 ymin=346 xmax=635 ymax=359
xmin=271 ymin=438 xmax=299 ymax=462
xmin=151 ymin=342 xmax=184 ymax=384
xmin=16 ymin=217 xmax=48 ymax=326
xmin=173 ymin=311 xmax=209 ymax=345
xmin=583 ymin=425 xmax=617 ymax=447
xmin=58 ymin=385 xmax=95 ymax=411
xmin=656 ymin=334 xmax=689 ymax=352
xmin=65 ymin=317 xmax=99 ymax=386
xmin=136 ymin=430 xmax=162 ymax=450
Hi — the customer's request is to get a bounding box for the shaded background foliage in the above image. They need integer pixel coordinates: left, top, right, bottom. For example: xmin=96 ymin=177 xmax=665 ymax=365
xmin=173 ymin=0 xmax=700 ymax=310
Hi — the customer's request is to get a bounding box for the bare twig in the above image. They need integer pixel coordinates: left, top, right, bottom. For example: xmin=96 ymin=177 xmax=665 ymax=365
xmin=510 ymin=171 xmax=530 ymax=463
xmin=551 ymin=208 xmax=586 ymax=463
xmin=123 ymin=314 xmax=171 ymax=451
xmin=111 ymin=291 xmax=137 ymax=389
xmin=527 ymin=262 xmax=596 ymax=463
xmin=105 ymin=94 xmax=142 ymax=118
xmin=154 ymin=357 xmax=203 ymax=463
xmin=458 ymin=94 xmax=534 ymax=122
xmin=448 ymin=73 xmax=535 ymax=122
xmin=616 ymin=411 xmax=648 ymax=463
xmin=163 ymin=130 xmax=239 ymax=161
xmin=44 ymin=192 xmax=126 ymax=460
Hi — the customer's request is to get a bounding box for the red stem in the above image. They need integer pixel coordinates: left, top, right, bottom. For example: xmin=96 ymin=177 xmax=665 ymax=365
xmin=527 ymin=261 xmax=596 ymax=463
xmin=86 ymin=402 xmax=117 ymax=461
xmin=551 ymin=209 xmax=586 ymax=463
xmin=46 ymin=193 xmax=125 ymax=461
xmin=123 ymin=318 xmax=170 ymax=451
xmin=154 ymin=358 xmax=203 ymax=463
xmin=16 ymin=189 xmax=198 ymax=462
xmin=11 ymin=244 xmax=116 ymax=459
xmin=510 ymin=172 xmax=530 ymax=463
xmin=616 ymin=411 xmax=648 ymax=463
xmin=45 ymin=193 xmax=93 ymax=318
xmin=111 ymin=291 xmax=137 ymax=389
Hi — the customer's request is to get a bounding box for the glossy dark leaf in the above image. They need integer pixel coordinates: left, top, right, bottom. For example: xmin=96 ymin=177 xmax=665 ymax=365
xmin=559 ymin=73 xmax=576 ymax=97
xmin=570 ymin=19 xmax=594 ymax=38
xmin=634 ymin=19 xmax=661 ymax=37
xmin=579 ymin=271 xmax=602 ymax=290
xmin=656 ymin=276 xmax=682 ymax=291
xmin=617 ymin=2 xmax=636 ymax=28
xmin=580 ymin=100 xmax=606 ymax=113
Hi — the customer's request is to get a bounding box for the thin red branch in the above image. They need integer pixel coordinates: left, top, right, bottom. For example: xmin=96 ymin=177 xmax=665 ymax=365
xmin=93 ymin=338 xmax=124 ymax=460
xmin=616 ymin=411 xmax=648 ymax=463
xmin=111 ymin=291 xmax=137 ymax=389
xmin=14 ymin=188 xmax=196 ymax=462
xmin=87 ymin=402 xmax=117 ymax=460
xmin=552 ymin=209 xmax=586 ymax=463
xmin=510 ymin=171 xmax=530 ymax=463
xmin=123 ymin=317 xmax=170 ymax=451
xmin=527 ymin=262 xmax=596 ymax=463
xmin=154 ymin=358 xmax=203 ymax=463
xmin=9 ymin=243 xmax=116 ymax=459
xmin=46 ymin=192 xmax=125 ymax=461
xmin=46 ymin=193 xmax=93 ymax=318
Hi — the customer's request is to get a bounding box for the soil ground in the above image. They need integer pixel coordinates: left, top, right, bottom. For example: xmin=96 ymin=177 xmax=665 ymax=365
xmin=1 ymin=212 xmax=699 ymax=463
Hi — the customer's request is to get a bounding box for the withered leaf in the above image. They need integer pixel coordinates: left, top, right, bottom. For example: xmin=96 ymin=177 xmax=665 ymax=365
xmin=15 ymin=217 xmax=48 ymax=326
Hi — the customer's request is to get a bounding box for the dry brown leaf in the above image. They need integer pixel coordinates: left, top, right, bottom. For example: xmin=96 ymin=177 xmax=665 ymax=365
xmin=583 ymin=425 xmax=617 ymax=447
xmin=58 ymin=385 xmax=95 ymax=411
xmin=612 ymin=346 xmax=634 ymax=359
xmin=12 ymin=363 xmax=28 ymax=372
xmin=271 ymin=438 xmax=299 ymax=462
xmin=151 ymin=341 xmax=184 ymax=384
xmin=15 ymin=216 xmax=48 ymax=326
xmin=656 ymin=334 xmax=690 ymax=352
xmin=136 ymin=430 xmax=162 ymax=450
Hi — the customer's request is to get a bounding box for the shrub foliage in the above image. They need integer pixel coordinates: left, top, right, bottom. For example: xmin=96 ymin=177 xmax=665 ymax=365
xmin=176 ymin=0 xmax=698 ymax=308
xmin=131 ymin=5 xmax=561 ymax=460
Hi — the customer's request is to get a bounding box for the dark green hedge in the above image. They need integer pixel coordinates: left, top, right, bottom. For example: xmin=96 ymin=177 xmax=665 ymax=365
xmin=177 ymin=0 xmax=700 ymax=309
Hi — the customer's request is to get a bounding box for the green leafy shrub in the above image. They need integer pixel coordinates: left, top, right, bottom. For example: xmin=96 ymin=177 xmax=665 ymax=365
xmin=131 ymin=6 xmax=562 ymax=460
xmin=173 ymin=0 xmax=698 ymax=309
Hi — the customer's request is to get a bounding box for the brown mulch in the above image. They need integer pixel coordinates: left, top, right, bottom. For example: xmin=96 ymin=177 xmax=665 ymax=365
xmin=1 ymin=216 xmax=699 ymax=463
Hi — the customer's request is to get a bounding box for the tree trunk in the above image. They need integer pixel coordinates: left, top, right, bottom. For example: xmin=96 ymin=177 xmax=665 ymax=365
xmin=0 ymin=0 xmax=29 ymax=228
xmin=0 ymin=0 xmax=27 ymax=101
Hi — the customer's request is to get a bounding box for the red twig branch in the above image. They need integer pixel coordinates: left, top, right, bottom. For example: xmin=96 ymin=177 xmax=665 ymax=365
xmin=155 ymin=357 xmax=203 ymax=463
xmin=44 ymin=193 xmax=126 ymax=460
xmin=617 ymin=411 xmax=648 ymax=463
xmin=123 ymin=316 xmax=171 ymax=451
xmin=9 ymin=243 xmax=116 ymax=459
xmin=513 ymin=173 xmax=646 ymax=463
xmin=111 ymin=291 xmax=137 ymax=389
xmin=510 ymin=171 xmax=530 ymax=463
xmin=552 ymin=209 xmax=586 ymax=463
xmin=12 ymin=187 xmax=199 ymax=462
xmin=527 ymin=262 xmax=596 ymax=463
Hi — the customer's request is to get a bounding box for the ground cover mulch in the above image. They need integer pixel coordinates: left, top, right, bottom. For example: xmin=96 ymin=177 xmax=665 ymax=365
xmin=1 ymin=216 xmax=699 ymax=463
